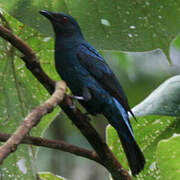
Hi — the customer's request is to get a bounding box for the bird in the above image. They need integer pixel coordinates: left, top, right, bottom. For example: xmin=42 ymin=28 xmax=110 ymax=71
xmin=40 ymin=10 xmax=145 ymax=176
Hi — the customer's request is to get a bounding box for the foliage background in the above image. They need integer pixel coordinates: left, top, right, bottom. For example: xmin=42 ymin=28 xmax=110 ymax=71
xmin=0 ymin=1 xmax=180 ymax=179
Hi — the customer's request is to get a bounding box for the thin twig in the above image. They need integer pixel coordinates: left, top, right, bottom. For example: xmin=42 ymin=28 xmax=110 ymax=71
xmin=0 ymin=23 xmax=131 ymax=179
xmin=0 ymin=132 xmax=102 ymax=164
xmin=0 ymin=81 xmax=67 ymax=164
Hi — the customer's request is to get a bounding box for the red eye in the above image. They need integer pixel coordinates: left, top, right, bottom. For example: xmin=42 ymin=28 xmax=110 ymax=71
xmin=62 ymin=17 xmax=68 ymax=23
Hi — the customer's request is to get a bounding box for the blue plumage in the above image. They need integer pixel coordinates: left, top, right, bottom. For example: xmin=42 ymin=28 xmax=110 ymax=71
xmin=40 ymin=10 xmax=145 ymax=175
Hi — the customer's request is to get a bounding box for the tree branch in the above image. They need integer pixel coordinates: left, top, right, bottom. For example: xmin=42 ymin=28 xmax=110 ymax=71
xmin=0 ymin=22 xmax=132 ymax=179
xmin=0 ymin=81 xmax=67 ymax=164
xmin=0 ymin=25 xmax=55 ymax=94
xmin=0 ymin=132 xmax=102 ymax=165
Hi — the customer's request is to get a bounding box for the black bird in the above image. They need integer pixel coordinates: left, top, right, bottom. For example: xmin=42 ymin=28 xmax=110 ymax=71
xmin=40 ymin=10 xmax=145 ymax=176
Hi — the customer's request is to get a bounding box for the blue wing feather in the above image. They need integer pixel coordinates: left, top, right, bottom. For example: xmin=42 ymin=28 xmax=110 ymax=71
xmin=113 ymin=98 xmax=134 ymax=138
xmin=77 ymin=42 xmax=136 ymax=119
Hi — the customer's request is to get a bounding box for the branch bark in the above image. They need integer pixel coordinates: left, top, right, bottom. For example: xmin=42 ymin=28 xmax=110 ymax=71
xmin=0 ymin=23 xmax=132 ymax=180
xmin=0 ymin=132 xmax=102 ymax=165
xmin=0 ymin=81 xmax=67 ymax=164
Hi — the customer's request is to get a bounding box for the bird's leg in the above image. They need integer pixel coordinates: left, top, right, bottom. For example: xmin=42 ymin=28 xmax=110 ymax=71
xmin=69 ymin=87 xmax=92 ymax=101
xmin=68 ymin=95 xmax=91 ymax=121
xmin=69 ymin=98 xmax=76 ymax=110
xmin=69 ymin=88 xmax=92 ymax=120
xmin=68 ymin=95 xmax=86 ymax=110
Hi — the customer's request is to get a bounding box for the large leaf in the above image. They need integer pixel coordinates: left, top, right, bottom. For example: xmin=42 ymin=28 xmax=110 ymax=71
xmin=1 ymin=0 xmax=180 ymax=61
xmin=157 ymin=134 xmax=180 ymax=180
xmin=107 ymin=76 xmax=180 ymax=179
xmin=132 ymin=75 xmax=180 ymax=117
xmin=0 ymin=11 xmax=59 ymax=179
xmin=107 ymin=116 xmax=180 ymax=179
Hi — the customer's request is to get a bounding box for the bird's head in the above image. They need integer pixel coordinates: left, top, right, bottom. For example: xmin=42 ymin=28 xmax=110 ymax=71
xmin=40 ymin=10 xmax=83 ymax=38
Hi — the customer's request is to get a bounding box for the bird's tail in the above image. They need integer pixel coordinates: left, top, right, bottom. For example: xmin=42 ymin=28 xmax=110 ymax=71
xmin=104 ymin=98 xmax=145 ymax=175
xmin=117 ymin=131 xmax=145 ymax=176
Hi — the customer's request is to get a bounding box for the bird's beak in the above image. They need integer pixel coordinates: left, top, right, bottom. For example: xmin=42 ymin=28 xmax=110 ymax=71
xmin=39 ymin=10 xmax=55 ymax=21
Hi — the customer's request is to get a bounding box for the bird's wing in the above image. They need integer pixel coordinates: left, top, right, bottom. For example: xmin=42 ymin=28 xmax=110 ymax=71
xmin=77 ymin=43 xmax=136 ymax=119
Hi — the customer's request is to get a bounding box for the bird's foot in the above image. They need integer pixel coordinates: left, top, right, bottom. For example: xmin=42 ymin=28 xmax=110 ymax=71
xmin=68 ymin=95 xmax=85 ymax=110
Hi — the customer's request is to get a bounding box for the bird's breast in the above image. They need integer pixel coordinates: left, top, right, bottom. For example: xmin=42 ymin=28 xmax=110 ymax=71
xmin=55 ymin=54 xmax=89 ymax=93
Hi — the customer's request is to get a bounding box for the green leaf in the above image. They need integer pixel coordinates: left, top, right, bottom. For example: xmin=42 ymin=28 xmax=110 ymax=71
xmin=173 ymin=34 xmax=180 ymax=50
xmin=1 ymin=0 xmax=180 ymax=61
xmin=107 ymin=76 xmax=180 ymax=179
xmin=157 ymin=135 xmax=180 ymax=180
xmin=107 ymin=116 xmax=180 ymax=179
xmin=39 ymin=172 xmax=66 ymax=180
xmin=132 ymin=75 xmax=180 ymax=117
xmin=0 ymin=11 xmax=60 ymax=179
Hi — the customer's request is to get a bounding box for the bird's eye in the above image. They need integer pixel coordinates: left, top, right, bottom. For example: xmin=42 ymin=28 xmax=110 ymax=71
xmin=61 ymin=17 xmax=68 ymax=23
